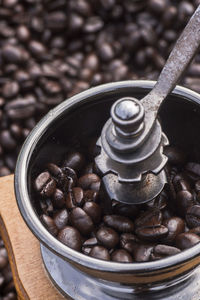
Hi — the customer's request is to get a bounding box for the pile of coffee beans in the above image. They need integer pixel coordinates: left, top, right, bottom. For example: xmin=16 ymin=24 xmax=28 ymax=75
xmin=33 ymin=146 xmax=200 ymax=262
xmin=1 ymin=0 xmax=200 ymax=295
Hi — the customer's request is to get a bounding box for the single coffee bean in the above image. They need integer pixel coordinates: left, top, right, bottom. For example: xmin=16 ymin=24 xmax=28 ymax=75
xmin=34 ymin=171 xmax=56 ymax=197
xmin=153 ymin=244 xmax=181 ymax=256
xmin=111 ymin=249 xmax=133 ymax=263
xmin=133 ymin=244 xmax=154 ymax=262
xmin=83 ymin=237 xmax=98 ymax=248
xmin=53 ymin=209 xmax=69 ymax=230
xmin=83 ymin=190 xmax=98 ymax=202
xmin=70 ymin=207 xmax=94 ymax=236
xmin=2 ymin=44 xmax=23 ymax=63
xmin=176 ymin=232 xmax=200 ymax=250
xmin=5 ymin=97 xmax=36 ymax=120
xmin=176 ymin=190 xmax=194 ymax=217
xmin=58 ymin=226 xmax=82 ymax=251
xmin=72 ymin=187 xmax=84 ymax=207
xmin=186 ymin=205 xmax=200 ymax=228
xmin=90 ymin=246 xmax=110 ymax=261
xmin=135 ymin=225 xmax=168 ymax=242
xmin=163 ymin=217 xmax=185 ymax=244
xmin=50 ymin=187 xmax=64 ymax=207
xmin=134 ymin=209 xmax=162 ymax=228
xmin=104 ymin=215 xmax=134 ymax=233
xmin=78 ymin=173 xmax=100 ymax=191
xmin=66 ymin=191 xmax=76 ymax=210
xmin=40 ymin=214 xmax=58 ymax=236
xmin=0 ymin=130 xmax=17 ymax=151
xmin=2 ymin=81 xmax=19 ymax=99
xmin=83 ymin=202 xmax=101 ymax=224
xmin=63 ymin=151 xmax=85 ymax=172
xmin=96 ymin=227 xmax=119 ymax=249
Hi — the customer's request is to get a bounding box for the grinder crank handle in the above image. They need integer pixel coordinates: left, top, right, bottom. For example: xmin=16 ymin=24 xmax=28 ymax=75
xmin=141 ymin=4 xmax=200 ymax=141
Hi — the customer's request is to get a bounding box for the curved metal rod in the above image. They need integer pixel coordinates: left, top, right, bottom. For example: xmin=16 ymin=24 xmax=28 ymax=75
xmin=141 ymin=4 xmax=200 ymax=140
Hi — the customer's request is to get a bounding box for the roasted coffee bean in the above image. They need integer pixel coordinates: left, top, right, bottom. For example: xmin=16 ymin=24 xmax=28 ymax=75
xmin=58 ymin=226 xmax=82 ymax=251
xmin=176 ymin=190 xmax=194 ymax=217
xmin=90 ymin=246 xmax=110 ymax=261
xmin=70 ymin=207 xmax=94 ymax=235
xmin=111 ymin=249 xmax=133 ymax=263
xmin=104 ymin=215 xmax=134 ymax=233
xmin=34 ymin=171 xmax=56 ymax=197
xmin=151 ymin=244 xmax=181 ymax=260
xmin=40 ymin=198 xmax=54 ymax=215
xmin=40 ymin=214 xmax=58 ymax=236
xmin=66 ymin=191 xmax=76 ymax=210
xmin=163 ymin=217 xmax=185 ymax=244
xmin=133 ymin=244 xmax=154 ymax=262
xmin=52 ymin=188 xmax=65 ymax=209
xmin=2 ymin=45 xmax=23 ymax=63
xmin=78 ymin=173 xmax=100 ymax=191
xmin=164 ymin=146 xmax=186 ymax=166
xmin=83 ymin=202 xmax=101 ymax=224
xmin=72 ymin=187 xmax=84 ymax=207
xmin=96 ymin=227 xmax=119 ymax=249
xmin=135 ymin=225 xmax=168 ymax=242
xmin=5 ymin=97 xmax=36 ymax=120
xmin=176 ymin=232 xmax=200 ymax=250
xmin=2 ymin=81 xmax=19 ymax=99
xmin=63 ymin=152 xmax=85 ymax=172
xmin=0 ymin=130 xmax=17 ymax=151
xmin=54 ymin=209 xmax=69 ymax=230
xmin=186 ymin=205 xmax=200 ymax=228
xmin=134 ymin=209 xmax=162 ymax=228
xmin=120 ymin=233 xmax=138 ymax=253
xmin=83 ymin=237 xmax=98 ymax=248
xmin=83 ymin=189 xmax=98 ymax=202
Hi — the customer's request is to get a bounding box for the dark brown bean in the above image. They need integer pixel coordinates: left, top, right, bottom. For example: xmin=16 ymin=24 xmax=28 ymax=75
xmin=40 ymin=214 xmax=58 ymax=236
xmin=176 ymin=190 xmax=194 ymax=217
xmin=0 ymin=130 xmax=17 ymax=150
xmin=135 ymin=225 xmax=168 ymax=242
xmin=58 ymin=226 xmax=82 ymax=251
xmin=5 ymin=96 xmax=36 ymax=120
xmin=34 ymin=171 xmax=56 ymax=197
xmin=70 ymin=207 xmax=94 ymax=236
xmin=90 ymin=246 xmax=110 ymax=261
xmin=52 ymin=189 xmax=65 ymax=209
xmin=163 ymin=217 xmax=185 ymax=244
xmin=96 ymin=227 xmax=119 ymax=249
xmin=72 ymin=187 xmax=84 ymax=207
xmin=83 ymin=202 xmax=101 ymax=224
xmin=151 ymin=244 xmax=181 ymax=260
xmin=186 ymin=205 xmax=200 ymax=228
xmin=63 ymin=152 xmax=85 ymax=172
xmin=104 ymin=215 xmax=134 ymax=233
xmin=78 ymin=173 xmax=100 ymax=191
xmin=133 ymin=244 xmax=154 ymax=262
xmin=111 ymin=249 xmax=133 ymax=263
xmin=134 ymin=209 xmax=162 ymax=228
xmin=54 ymin=209 xmax=69 ymax=230
xmin=176 ymin=232 xmax=200 ymax=250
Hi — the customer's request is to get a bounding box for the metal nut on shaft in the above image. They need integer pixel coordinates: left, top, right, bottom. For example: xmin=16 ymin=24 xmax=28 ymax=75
xmin=95 ymin=97 xmax=168 ymax=205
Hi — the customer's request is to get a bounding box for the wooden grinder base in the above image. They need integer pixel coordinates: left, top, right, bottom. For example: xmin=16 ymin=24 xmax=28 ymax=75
xmin=0 ymin=175 xmax=66 ymax=300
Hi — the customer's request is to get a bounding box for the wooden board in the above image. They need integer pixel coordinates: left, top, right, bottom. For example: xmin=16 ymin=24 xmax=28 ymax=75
xmin=0 ymin=175 xmax=66 ymax=300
